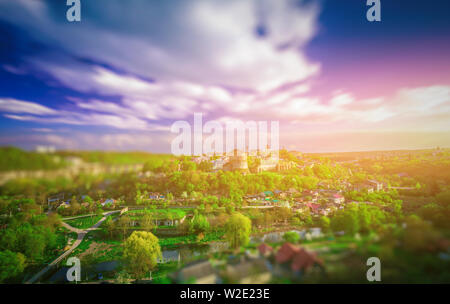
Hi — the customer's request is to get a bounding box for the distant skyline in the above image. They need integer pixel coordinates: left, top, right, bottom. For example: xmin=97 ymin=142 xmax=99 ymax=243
xmin=0 ymin=0 xmax=449 ymax=153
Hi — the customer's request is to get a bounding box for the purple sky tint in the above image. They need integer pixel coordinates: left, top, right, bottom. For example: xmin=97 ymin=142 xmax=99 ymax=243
xmin=0 ymin=0 xmax=449 ymax=153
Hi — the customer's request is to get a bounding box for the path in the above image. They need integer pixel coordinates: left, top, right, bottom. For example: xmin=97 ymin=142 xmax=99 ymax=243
xmin=25 ymin=210 xmax=119 ymax=284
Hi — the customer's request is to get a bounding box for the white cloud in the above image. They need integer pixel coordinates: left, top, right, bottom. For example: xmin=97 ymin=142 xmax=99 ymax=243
xmin=0 ymin=0 xmax=322 ymax=126
xmin=0 ymin=98 xmax=57 ymax=115
xmin=1 ymin=0 xmax=449 ymax=152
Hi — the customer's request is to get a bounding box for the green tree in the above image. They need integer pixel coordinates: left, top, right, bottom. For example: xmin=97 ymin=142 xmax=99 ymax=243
xmin=122 ymin=231 xmax=161 ymax=279
xmin=224 ymin=213 xmax=252 ymax=249
xmin=283 ymin=231 xmax=300 ymax=243
xmin=319 ymin=216 xmax=331 ymax=232
xmin=114 ymin=270 xmax=131 ymax=284
xmin=331 ymin=205 xmax=360 ymax=235
xmin=81 ymin=253 xmax=96 ymax=281
xmin=141 ymin=213 xmax=155 ymax=232
xmin=436 ymin=190 xmax=450 ymax=208
xmin=0 ymin=250 xmax=26 ymax=283
xmin=104 ymin=216 xmax=116 ymax=239
xmin=117 ymin=215 xmax=131 ymax=240
xmin=401 ymin=215 xmax=441 ymax=252
xmin=70 ymin=196 xmax=81 ymax=216
xmin=189 ymin=214 xmax=210 ymax=234
xmin=83 ymin=195 xmax=94 ymax=212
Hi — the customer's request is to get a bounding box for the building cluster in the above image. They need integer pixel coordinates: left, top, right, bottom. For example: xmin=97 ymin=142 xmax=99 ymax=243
xmin=172 ymin=241 xmax=324 ymax=284
xmin=192 ymin=148 xmax=296 ymax=173
xmin=242 ymin=177 xmax=384 ymax=216
xmin=353 ymin=179 xmax=385 ymax=193
xmin=129 ymin=213 xmax=187 ymax=228
xmin=54 ymin=195 xmax=117 ymax=211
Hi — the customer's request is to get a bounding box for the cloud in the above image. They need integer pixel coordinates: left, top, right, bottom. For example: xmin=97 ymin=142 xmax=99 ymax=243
xmin=287 ymin=85 xmax=450 ymax=128
xmin=1 ymin=97 xmax=168 ymax=132
xmin=31 ymin=128 xmax=53 ymax=133
xmin=0 ymin=0 xmax=449 ymax=152
xmin=0 ymin=130 xmax=165 ymax=151
xmin=0 ymin=0 xmax=321 ymax=125
xmin=0 ymin=98 xmax=57 ymax=115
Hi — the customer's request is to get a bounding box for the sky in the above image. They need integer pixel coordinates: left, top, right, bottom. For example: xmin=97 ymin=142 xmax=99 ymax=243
xmin=0 ymin=0 xmax=449 ymax=153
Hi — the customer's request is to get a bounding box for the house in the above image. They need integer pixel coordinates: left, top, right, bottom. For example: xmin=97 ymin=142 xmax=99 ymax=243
xmin=258 ymin=243 xmax=273 ymax=257
xmin=248 ymin=200 xmax=271 ymax=207
xmin=192 ymin=155 xmax=209 ymax=164
xmin=292 ymin=205 xmax=308 ymax=213
xmin=275 ymin=243 xmax=300 ymax=264
xmin=263 ymin=191 xmax=274 ymax=197
xmin=309 ymin=227 xmax=323 ymax=239
xmin=58 ymin=201 xmax=71 ymax=209
xmin=254 ymin=151 xmax=279 ymax=173
xmin=47 ymin=193 xmax=65 ymax=205
xmin=306 ymin=202 xmax=321 ymax=213
xmin=329 ymin=193 xmax=345 ymax=204
xmin=287 ymin=188 xmax=299 ymax=196
xmin=276 ymin=160 xmax=296 ymax=172
xmin=173 ymin=260 xmax=219 ymax=284
xmin=101 ymin=199 xmax=115 ymax=207
xmin=153 ymin=210 xmax=187 ymax=226
xmin=274 ymin=200 xmax=290 ymax=208
xmin=212 ymin=157 xmax=227 ymax=171
xmin=290 ymin=248 xmax=323 ymax=272
xmin=148 ymin=192 xmax=165 ymax=200
xmin=223 ymin=149 xmax=249 ymax=172
xmin=367 ymin=180 xmax=383 ymax=191
xmin=303 ymin=190 xmax=319 ymax=198
xmin=274 ymin=243 xmax=323 ymax=275
xmin=223 ymin=258 xmax=272 ymax=284
xmin=354 ymin=183 xmax=374 ymax=193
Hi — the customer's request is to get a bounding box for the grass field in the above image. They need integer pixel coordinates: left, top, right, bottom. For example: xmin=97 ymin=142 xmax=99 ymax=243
xmin=66 ymin=215 xmax=103 ymax=229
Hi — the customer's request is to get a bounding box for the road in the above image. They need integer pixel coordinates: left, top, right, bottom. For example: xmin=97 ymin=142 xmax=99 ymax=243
xmin=25 ymin=210 xmax=119 ymax=284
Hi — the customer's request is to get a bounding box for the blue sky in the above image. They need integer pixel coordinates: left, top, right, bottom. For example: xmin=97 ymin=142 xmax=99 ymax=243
xmin=0 ymin=0 xmax=449 ymax=152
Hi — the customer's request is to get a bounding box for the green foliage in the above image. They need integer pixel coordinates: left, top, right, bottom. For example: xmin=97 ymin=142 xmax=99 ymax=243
xmin=417 ymin=203 xmax=450 ymax=229
xmin=331 ymin=205 xmax=360 ymax=235
xmin=331 ymin=203 xmax=387 ymax=235
xmin=122 ymin=231 xmax=161 ymax=279
xmin=0 ymin=147 xmax=65 ymax=171
xmin=117 ymin=215 xmax=131 ymax=240
xmin=57 ymin=151 xmax=173 ymax=166
xmin=319 ymin=216 xmax=331 ymax=232
xmin=189 ymin=213 xmax=210 ymax=234
xmin=129 ymin=208 xmax=186 ymax=220
xmin=114 ymin=270 xmax=132 ymax=284
xmin=283 ymin=231 xmax=300 ymax=243
xmin=400 ymin=215 xmax=442 ymax=252
xmin=435 ymin=190 xmax=450 ymax=208
xmin=66 ymin=215 xmax=103 ymax=229
xmin=0 ymin=198 xmax=61 ymax=266
xmin=141 ymin=213 xmax=155 ymax=232
xmin=0 ymin=250 xmax=26 ymax=283
xmin=198 ymin=160 xmax=213 ymax=172
xmin=224 ymin=213 xmax=252 ymax=249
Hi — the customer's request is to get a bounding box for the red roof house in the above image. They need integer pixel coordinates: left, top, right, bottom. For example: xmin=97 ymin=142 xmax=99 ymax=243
xmin=275 ymin=243 xmax=300 ymax=263
xmin=258 ymin=243 xmax=273 ymax=257
xmin=291 ymin=248 xmax=323 ymax=272
xmin=275 ymin=242 xmax=324 ymax=273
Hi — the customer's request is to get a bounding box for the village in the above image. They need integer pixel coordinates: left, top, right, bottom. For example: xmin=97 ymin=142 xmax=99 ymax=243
xmin=1 ymin=147 xmax=449 ymax=284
